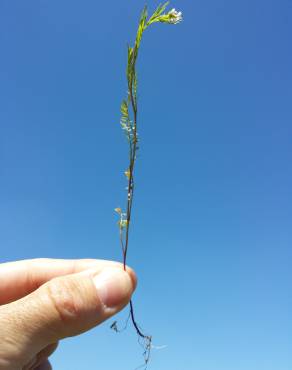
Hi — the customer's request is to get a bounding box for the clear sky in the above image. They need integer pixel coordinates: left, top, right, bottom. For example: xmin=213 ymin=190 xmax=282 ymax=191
xmin=0 ymin=0 xmax=292 ymax=369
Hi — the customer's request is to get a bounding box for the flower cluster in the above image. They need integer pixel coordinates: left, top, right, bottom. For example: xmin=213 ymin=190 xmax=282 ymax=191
xmin=144 ymin=2 xmax=183 ymax=28
xmin=152 ymin=6 xmax=183 ymax=25
xmin=167 ymin=8 xmax=183 ymax=24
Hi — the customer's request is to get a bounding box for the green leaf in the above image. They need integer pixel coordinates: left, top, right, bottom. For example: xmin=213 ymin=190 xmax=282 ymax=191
xmin=121 ymin=100 xmax=128 ymax=117
xmin=127 ymin=44 xmax=133 ymax=64
xmin=139 ymin=5 xmax=148 ymax=24
xmin=133 ymin=72 xmax=138 ymax=99
xmin=146 ymin=1 xmax=169 ymax=26
xmin=135 ymin=6 xmax=148 ymax=48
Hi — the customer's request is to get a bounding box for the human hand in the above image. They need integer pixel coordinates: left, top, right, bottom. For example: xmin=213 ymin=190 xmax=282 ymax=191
xmin=0 ymin=258 xmax=136 ymax=370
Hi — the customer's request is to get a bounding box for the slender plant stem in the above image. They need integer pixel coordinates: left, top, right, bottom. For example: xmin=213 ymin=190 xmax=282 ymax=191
xmin=114 ymin=4 xmax=182 ymax=367
xmin=122 ymin=51 xmax=150 ymax=340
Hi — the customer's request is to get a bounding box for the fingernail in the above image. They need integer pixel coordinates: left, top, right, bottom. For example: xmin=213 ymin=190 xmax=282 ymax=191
xmin=93 ymin=268 xmax=133 ymax=308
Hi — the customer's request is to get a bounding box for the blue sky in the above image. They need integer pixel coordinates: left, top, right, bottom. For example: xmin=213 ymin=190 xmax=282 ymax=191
xmin=0 ymin=0 xmax=292 ymax=369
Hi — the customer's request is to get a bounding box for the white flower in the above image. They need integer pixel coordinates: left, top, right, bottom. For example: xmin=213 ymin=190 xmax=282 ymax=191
xmin=168 ymin=8 xmax=183 ymax=24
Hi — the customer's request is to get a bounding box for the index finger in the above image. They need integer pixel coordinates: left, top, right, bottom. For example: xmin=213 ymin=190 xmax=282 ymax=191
xmin=0 ymin=258 xmax=129 ymax=305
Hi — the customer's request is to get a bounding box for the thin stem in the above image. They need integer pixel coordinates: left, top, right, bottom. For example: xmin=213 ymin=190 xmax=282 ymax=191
xmin=115 ymin=4 xmax=182 ymax=367
xmin=121 ymin=45 xmax=150 ymax=342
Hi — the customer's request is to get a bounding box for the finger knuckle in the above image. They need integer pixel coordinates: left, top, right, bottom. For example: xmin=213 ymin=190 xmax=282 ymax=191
xmin=45 ymin=277 xmax=84 ymax=325
xmin=0 ymin=358 xmax=13 ymax=370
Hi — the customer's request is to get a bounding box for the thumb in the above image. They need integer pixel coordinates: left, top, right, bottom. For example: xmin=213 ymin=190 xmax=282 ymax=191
xmin=0 ymin=267 xmax=136 ymax=367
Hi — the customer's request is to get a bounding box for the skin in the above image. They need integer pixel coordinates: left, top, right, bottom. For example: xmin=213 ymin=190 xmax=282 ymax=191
xmin=0 ymin=258 xmax=137 ymax=370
